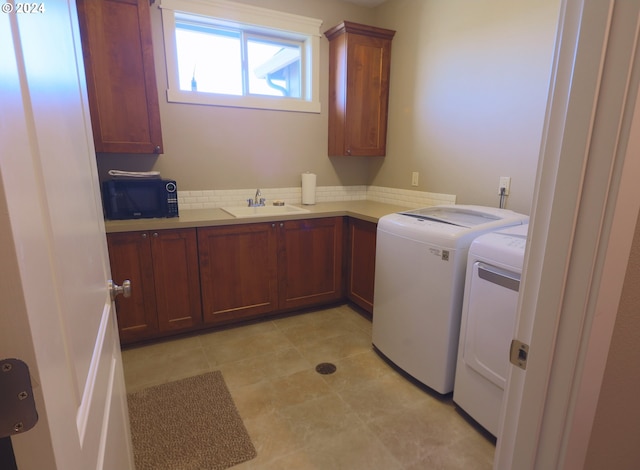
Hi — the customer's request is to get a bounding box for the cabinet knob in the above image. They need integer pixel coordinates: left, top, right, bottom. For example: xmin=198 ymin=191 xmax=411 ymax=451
xmin=141 ymin=233 xmax=147 ymax=238
xmin=346 ymin=148 xmax=351 ymax=155
xmin=279 ymin=223 xmax=284 ymax=228
xmin=154 ymin=145 xmax=161 ymax=154
xmin=152 ymin=232 xmax=159 ymax=238
xmin=271 ymin=223 xmax=275 ymax=228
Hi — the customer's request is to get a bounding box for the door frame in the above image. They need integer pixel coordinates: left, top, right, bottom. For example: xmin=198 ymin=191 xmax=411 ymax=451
xmin=496 ymin=0 xmax=640 ymax=468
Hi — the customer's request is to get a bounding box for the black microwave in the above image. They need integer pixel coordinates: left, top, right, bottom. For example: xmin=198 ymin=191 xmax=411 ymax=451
xmin=102 ymin=179 xmax=179 ymax=220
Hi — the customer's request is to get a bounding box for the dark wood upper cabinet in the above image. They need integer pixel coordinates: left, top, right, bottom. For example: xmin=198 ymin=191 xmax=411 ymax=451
xmin=76 ymin=0 xmax=163 ymax=154
xmin=325 ymin=21 xmax=395 ymax=157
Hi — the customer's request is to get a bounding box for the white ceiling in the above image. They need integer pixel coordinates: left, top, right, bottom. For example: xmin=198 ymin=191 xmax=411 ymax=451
xmin=341 ymin=0 xmax=388 ymax=7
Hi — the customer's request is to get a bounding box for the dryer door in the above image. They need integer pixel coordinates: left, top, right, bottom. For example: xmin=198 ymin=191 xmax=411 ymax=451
xmin=462 ymin=261 xmax=520 ymax=389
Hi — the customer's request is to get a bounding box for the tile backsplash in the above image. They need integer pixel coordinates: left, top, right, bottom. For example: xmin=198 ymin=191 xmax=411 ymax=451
xmin=178 ymin=185 xmax=456 ymax=210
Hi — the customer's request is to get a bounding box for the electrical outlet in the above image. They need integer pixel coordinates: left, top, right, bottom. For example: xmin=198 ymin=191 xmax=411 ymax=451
xmin=499 ymin=176 xmax=511 ymax=195
xmin=412 ymin=172 xmax=419 ymax=186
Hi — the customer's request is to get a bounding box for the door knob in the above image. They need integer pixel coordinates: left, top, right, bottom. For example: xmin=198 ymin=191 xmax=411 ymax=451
xmin=108 ymin=280 xmax=131 ymax=301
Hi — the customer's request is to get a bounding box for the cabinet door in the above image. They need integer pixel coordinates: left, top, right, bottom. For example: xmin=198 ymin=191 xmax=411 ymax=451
xmin=344 ymin=32 xmax=393 ymax=156
xmin=347 ymin=218 xmax=377 ymax=314
xmin=150 ymin=229 xmax=201 ymax=332
xmin=198 ymin=223 xmax=278 ymax=325
xmin=77 ymin=0 xmax=163 ymax=154
xmin=326 ymin=22 xmax=395 ymax=157
xmin=278 ymin=217 xmax=344 ymax=310
xmin=107 ymin=231 xmax=158 ymax=343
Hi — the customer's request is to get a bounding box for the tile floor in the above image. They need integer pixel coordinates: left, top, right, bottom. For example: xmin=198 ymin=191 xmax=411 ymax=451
xmin=121 ymin=304 xmax=495 ymax=470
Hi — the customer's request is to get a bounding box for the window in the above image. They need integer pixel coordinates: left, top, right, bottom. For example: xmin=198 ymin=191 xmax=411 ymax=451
xmin=159 ymin=0 xmax=322 ymax=113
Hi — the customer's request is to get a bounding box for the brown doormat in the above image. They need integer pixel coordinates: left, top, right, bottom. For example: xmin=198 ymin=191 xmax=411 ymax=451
xmin=127 ymin=371 xmax=257 ymax=470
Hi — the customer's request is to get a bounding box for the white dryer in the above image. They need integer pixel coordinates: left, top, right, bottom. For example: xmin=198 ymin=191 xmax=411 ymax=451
xmin=453 ymin=223 xmax=528 ymax=436
xmin=372 ymin=205 xmax=528 ymax=394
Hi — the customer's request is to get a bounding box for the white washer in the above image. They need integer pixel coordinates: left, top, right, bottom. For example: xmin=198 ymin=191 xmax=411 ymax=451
xmin=453 ymin=224 xmax=528 ymax=436
xmin=372 ymin=205 xmax=528 ymax=394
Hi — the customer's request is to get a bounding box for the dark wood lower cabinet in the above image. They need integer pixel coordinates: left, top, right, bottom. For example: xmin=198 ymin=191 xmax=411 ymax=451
xmin=151 ymin=230 xmax=202 ymax=332
xmin=198 ymin=217 xmax=344 ymax=326
xmin=278 ymin=217 xmax=344 ymax=310
xmin=198 ymin=223 xmax=278 ymax=325
xmin=346 ymin=218 xmax=377 ymax=314
xmin=107 ymin=216 xmax=361 ymax=343
xmin=107 ymin=229 xmax=201 ymax=344
xmin=107 ymin=231 xmax=157 ymax=342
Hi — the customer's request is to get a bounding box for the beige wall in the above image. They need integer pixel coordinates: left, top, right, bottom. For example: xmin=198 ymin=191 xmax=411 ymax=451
xmin=96 ymin=0 xmax=560 ymax=215
xmin=585 ymin=210 xmax=640 ymax=469
xmin=373 ymin=0 xmax=560 ymax=214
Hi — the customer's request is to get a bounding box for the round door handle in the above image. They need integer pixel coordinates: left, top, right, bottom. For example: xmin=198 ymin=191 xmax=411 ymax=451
xmin=108 ymin=280 xmax=131 ymax=301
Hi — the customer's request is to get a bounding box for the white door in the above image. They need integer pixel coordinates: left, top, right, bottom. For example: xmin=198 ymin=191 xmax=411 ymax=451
xmin=0 ymin=2 xmax=134 ymax=469
xmin=495 ymin=0 xmax=640 ymax=468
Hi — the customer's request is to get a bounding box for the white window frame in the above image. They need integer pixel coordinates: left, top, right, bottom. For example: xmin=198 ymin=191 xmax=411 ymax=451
xmin=159 ymin=0 xmax=322 ymax=113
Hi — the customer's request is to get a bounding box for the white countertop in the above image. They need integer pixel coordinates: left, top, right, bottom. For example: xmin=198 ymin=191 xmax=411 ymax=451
xmin=104 ymin=200 xmax=412 ymax=233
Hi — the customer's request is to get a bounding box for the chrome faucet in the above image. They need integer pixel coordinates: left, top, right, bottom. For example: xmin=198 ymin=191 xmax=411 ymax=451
xmin=247 ymin=189 xmax=266 ymax=207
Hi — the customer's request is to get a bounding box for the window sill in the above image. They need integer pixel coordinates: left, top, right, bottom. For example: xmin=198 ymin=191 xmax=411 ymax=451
xmin=166 ymin=89 xmax=321 ymax=114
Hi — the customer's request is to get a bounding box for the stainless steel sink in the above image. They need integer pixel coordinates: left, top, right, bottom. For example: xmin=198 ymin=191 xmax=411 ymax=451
xmin=221 ymin=204 xmax=310 ymax=218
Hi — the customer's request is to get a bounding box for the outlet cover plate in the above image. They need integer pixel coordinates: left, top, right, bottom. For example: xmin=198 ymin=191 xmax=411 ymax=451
xmin=499 ymin=176 xmax=511 ymax=195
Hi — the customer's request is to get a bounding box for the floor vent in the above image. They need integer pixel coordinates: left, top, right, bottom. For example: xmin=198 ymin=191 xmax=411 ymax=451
xmin=315 ymin=363 xmax=337 ymax=375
